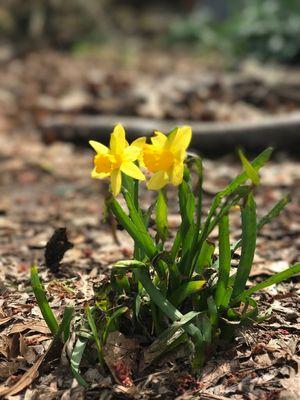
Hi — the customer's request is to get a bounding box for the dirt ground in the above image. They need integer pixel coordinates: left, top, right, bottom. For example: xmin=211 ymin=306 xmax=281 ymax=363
xmin=0 ymin=51 xmax=299 ymax=399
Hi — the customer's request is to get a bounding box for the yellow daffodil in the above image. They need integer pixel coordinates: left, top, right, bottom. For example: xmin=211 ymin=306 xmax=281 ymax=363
xmin=142 ymin=126 xmax=192 ymax=190
xmin=89 ymin=124 xmax=145 ymax=196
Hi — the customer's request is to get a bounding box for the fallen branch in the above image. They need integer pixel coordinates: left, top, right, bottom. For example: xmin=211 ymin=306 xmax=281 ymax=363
xmin=39 ymin=113 xmax=300 ymax=154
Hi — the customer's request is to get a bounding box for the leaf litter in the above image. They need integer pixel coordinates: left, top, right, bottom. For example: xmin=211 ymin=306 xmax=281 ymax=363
xmin=0 ymin=51 xmax=299 ymax=399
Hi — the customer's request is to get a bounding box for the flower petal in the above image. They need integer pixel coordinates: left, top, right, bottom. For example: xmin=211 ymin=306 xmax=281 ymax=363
xmin=91 ymin=167 xmax=110 ymax=179
xmin=151 ymin=131 xmax=167 ymax=147
xmin=121 ymin=162 xmax=145 ymax=180
xmin=131 ymin=137 xmax=146 ymax=148
xmin=89 ymin=140 xmax=109 ymax=154
xmin=147 ymin=171 xmax=169 ymax=190
xmin=131 ymin=137 xmax=147 ymax=168
xmin=123 ymin=145 xmax=141 ymax=162
xmin=110 ymin=169 xmax=122 ymax=196
xmin=110 ymin=124 xmax=127 ymax=154
xmin=169 ymin=162 xmax=184 ymax=186
xmin=168 ymin=126 xmax=192 ymax=154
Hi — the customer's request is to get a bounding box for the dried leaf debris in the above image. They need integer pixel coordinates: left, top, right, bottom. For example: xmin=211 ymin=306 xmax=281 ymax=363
xmin=0 ymin=51 xmax=299 ymax=399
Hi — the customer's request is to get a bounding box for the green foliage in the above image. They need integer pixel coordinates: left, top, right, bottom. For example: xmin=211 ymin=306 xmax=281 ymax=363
xmin=103 ymin=144 xmax=298 ymax=372
xmin=231 ymin=193 xmax=257 ymax=299
xmin=31 ymin=265 xmax=74 ymax=344
xmin=156 ymin=190 xmax=168 ymax=243
xmin=31 ymin=143 xmax=299 ymax=386
xmin=215 ymin=215 xmax=231 ymax=307
xmin=31 ymin=265 xmax=59 ymax=335
xmin=168 ymin=0 xmax=300 ymax=64
xmin=228 ymin=0 xmax=300 ymax=63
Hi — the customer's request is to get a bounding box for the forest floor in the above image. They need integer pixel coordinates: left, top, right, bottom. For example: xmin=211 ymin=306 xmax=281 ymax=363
xmin=0 ymin=51 xmax=299 ymax=399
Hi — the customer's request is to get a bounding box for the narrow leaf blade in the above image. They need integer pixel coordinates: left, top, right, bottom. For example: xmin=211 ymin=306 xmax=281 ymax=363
xmin=30 ymin=265 xmax=59 ymax=335
xmin=215 ymin=214 xmax=231 ymax=307
xmin=238 ymin=149 xmax=260 ymax=185
xmin=156 ymin=190 xmax=168 ymax=242
xmin=169 ymin=280 xmax=206 ymax=307
xmin=233 ymin=263 xmax=300 ymax=303
xmin=231 ymin=192 xmax=257 ymax=299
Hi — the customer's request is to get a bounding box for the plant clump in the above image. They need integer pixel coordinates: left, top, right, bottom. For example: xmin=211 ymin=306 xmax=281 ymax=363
xmin=31 ymin=124 xmax=300 ymax=386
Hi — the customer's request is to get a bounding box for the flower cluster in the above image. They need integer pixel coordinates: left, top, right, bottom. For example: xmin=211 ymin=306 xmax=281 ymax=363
xmin=89 ymin=124 xmax=192 ymax=196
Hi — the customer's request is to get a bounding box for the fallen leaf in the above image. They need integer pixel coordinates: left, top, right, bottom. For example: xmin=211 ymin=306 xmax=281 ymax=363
xmin=103 ymin=331 xmax=138 ymax=388
xmin=9 ymin=321 xmax=50 ymax=335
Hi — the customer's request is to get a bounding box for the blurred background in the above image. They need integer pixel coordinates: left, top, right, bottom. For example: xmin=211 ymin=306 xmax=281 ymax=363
xmin=1 ymin=0 xmax=300 ymax=63
xmin=0 ymin=0 xmax=300 ymax=146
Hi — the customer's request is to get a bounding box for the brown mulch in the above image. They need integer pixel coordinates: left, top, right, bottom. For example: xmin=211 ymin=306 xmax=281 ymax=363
xmin=0 ymin=129 xmax=299 ymax=399
xmin=1 ymin=50 xmax=300 ymax=135
xmin=0 ymin=51 xmax=299 ymax=399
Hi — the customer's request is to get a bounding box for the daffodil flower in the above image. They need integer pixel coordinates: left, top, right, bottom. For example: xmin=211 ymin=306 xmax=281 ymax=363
xmin=142 ymin=126 xmax=192 ymax=190
xmin=89 ymin=124 xmax=145 ymax=196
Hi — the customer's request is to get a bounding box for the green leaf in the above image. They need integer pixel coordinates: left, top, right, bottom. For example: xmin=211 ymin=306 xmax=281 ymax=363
xmin=122 ymin=181 xmax=147 ymax=259
xmin=151 ymin=310 xmax=201 ymax=350
xmin=30 ymin=265 xmax=59 ymax=335
xmin=143 ymin=200 xmax=157 ymax=228
xmin=168 ymin=280 xmax=206 ymax=307
xmin=190 ymin=155 xmax=203 ymax=230
xmin=232 ymin=195 xmax=291 ymax=253
xmin=199 ymin=315 xmax=212 ymax=344
xmin=215 ymin=214 xmax=231 ymax=307
xmin=102 ymin=306 xmax=128 ymax=344
xmin=118 ymin=260 xmax=205 ymax=364
xmin=110 ymin=197 xmax=166 ymax=279
xmin=134 ymin=267 xmax=201 ymax=334
xmin=145 ymin=309 xmax=201 ymax=365
xmin=61 ymin=307 xmax=74 ymax=343
xmin=185 ymin=156 xmax=203 ymax=276
xmin=170 ymin=229 xmax=182 ymax=262
xmin=174 ymin=310 xmax=202 ymax=326
xmin=156 ymin=190 xmax=168 ymax=242
xmin=56 ymin=306 xmax=74 ymax=344
xmin=122 ymin=174 xmax=135 ymax=202
xmin=109 ymin=198 xmax=157 ymax=260
xmin=220 ymin=147 xmax=272 ymax=197
xmin=113 ymin=259 xmax=147 ymax=270
xmin=195 ymin=147 xmax=272 ymax=264
xmin=170 ymin=176 xmax=197 ymax=265
xmin=122 ymin=173 xmax=139 ymax=209
xmin=207 ymin=186 xmax=251 ymax=237
xmin=177 ymin=180 xmax=197 ymax=274
xmin=71 ymin=335 xmax=89 ymax=388
xmin=144 ymin=329 xmax=187 ymax=367
xmin=111 ymin=268 xmax=131 ymax=293
xmin=231 ymin=193 xmax=257 ymax=299
xmin=191 ymin=183 xmax=251 ymax=276
xmin=227 ymin=296 xmax=259 ymax=323
xmin=232 ymin=263 xmax=300 ymax=303
xmin=257 ymin=195 xmax=291 ymax=230
xmin=238 ymin=149 xmax=260 ymax=185
xmin=85 ymin=305 xmax=105 ymax=369
xmin=190 ymin=147 xmax=268 ymax=261
xmin=241 ymin=297 xmax=258 ymax=322
xmin=179 ymin=224 xmax=196 ymax=275
xmin=121 ymin=189 xmax=155 ymax=252
xmin=223 ymin=286 xmax=233 ymax=308
xmin=179 ymin=180 xmax=195 ymax=225
xmin=195 ymin=240 xmax=215 ymax=274
xmin=207 ymin=296 xmax=218 ymax=326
